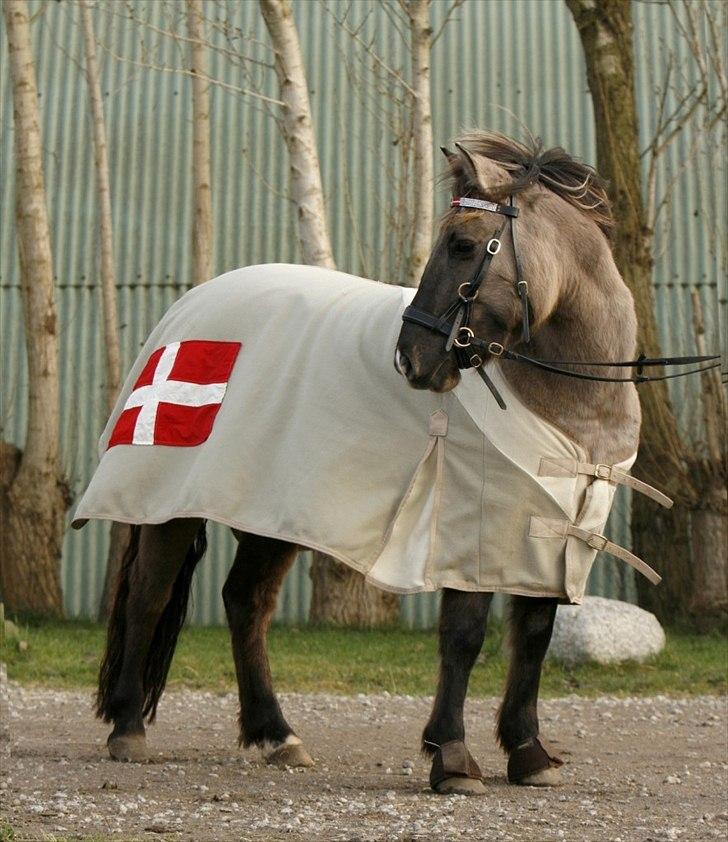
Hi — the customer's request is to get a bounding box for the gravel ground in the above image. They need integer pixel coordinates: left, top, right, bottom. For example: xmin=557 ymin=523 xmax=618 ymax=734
xmin=1 ymin=684 xmax=726 ymax=841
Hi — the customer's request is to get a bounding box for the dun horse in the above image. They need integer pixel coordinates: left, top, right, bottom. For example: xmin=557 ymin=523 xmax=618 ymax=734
xmin=80 ymin=132 xmax=678 ymax=794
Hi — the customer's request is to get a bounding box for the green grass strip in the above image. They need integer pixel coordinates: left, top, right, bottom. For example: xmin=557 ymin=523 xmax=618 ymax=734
xmin=1 ymin=620 xmax=726 ymax=697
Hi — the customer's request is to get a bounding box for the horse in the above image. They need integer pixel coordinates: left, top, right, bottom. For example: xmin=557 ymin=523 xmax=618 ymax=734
xmin=86 ymin=130 xmax=656 ymax=795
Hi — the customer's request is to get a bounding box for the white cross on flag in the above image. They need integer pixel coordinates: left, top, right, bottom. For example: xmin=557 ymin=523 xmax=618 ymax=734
xmin=108 ymin=340 xmax=241 ymax=448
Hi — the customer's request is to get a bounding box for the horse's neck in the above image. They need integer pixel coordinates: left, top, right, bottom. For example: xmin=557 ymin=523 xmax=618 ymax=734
xmin=502 ymin=278 xmax=641 ymax=464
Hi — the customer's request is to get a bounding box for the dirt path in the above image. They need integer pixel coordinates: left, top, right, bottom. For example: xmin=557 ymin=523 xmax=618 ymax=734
xmin=1 ymin=685 xmax=726 ymax=841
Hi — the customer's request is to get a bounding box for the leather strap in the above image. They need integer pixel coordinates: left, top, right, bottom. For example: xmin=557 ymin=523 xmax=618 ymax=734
xmin=510 ymin=207 xmax=531 ymax=343
xmin=429 ymin=740 xmax=483 ymax=790
xmin=538 ymin=457 xmax=673 ymax=509
xmin=401 ymin=306 xmax=721 ymax=385
xmin=507 ymin=737 xmax=563 ymax=784
xmin=451 ymin=197 xmax=519 ymax=217
xmin=528 ymin=516 xmax=662 ymax=585
xmin=567 ymin=524 xmax=662 ymax=585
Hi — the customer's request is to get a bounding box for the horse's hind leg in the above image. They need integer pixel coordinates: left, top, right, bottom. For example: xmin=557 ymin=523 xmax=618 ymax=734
xmin=422 ymin=589 xmax=493 ymax=795
xmin=97 ymin=518 xmax=206 ymax=761
xmin=223 ymin=532 xmax=313 ymax=768
xmin=497 ymin=595 xmax=563 ymax=786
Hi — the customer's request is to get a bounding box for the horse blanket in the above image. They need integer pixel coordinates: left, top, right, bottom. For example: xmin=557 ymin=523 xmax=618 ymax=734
xmin=73 ymin=263 xmax=660 ymax=602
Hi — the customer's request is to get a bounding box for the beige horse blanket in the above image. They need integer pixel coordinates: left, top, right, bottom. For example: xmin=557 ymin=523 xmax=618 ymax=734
xmin=73 ymin=264 xmax=663 ymax=602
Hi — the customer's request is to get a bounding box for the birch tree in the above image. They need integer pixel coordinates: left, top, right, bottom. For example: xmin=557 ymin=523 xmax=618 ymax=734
xmin=259 ymin=0 xmax=335 ymax=268
xmin=400 ymin=0 xmax=433 ymax=286
xmin=260 ymin=0 xmax=400 ymax=626
xmin=0 ymin=0 xmax=67 ymax=616
xmin=79 ymin=0 xmax=133 ymax=620
xmin=566 ymin=0 xmax=727 ymax=626
xmin=80 ymin=0 xmax=121 ymax=416
xmin=186 ymin=0 xmax=214 ymax=284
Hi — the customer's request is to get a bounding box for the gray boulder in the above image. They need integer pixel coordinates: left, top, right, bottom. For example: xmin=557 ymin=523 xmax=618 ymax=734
xmin=548 ymin=596 xmax=666 ymax=665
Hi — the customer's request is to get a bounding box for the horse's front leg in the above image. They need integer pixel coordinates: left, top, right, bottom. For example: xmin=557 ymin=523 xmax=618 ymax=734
xmin=497 ymin=595 xmax=563 ymax=786
xmin=423 ymin=589 xmax=493 ymax=795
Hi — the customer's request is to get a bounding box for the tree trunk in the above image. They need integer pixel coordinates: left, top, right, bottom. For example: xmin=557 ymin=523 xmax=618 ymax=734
xmin=687 ymin=291 xmax=727 ymax=628
xmin=80 ymin=0 xmax=121 ymax=411
xmin=260 ymin=0 xmax=398 ymax=626
xmin=687 ymin=465 xmax=727 ymax=628
xmin=186 ymin=0 xmax=213 ymax=285
xmin=308 ymin=553 xmax=400 ymax=628
xmin=80 ymin=0 xmax=129 ymax=620
xmin=403 ymin=0 xmax=434 ymax=287
xmin=259 ymin=0 xmax=335 ymax=269
xmin=566 ymin=0 xmax=701 ymax=624
xmin=1 ymin=0 xmax=67 ymax=616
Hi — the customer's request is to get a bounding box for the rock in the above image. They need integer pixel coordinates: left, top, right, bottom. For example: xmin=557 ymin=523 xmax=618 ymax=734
xmin=548 ymin=597 xmax=665 ymax=665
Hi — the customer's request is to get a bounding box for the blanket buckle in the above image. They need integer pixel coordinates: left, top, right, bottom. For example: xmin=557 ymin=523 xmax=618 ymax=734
xmin=594 ymin=463 xmax=613 ymax=480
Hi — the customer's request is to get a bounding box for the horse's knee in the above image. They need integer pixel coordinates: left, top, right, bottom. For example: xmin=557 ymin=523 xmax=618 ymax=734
xmin=441 ymin=617 xmax=486 ymax=660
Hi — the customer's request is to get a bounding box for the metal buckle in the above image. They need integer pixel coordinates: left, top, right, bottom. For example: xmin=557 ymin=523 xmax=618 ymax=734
xmin=486 ymin=238 xmax=501 ymax=255
xmin=594 ymin=463 xmax=613 ymax=481
xmin=488 ymin=341 xmax=504 ymax=356
xmin=469 ymin=353 xmax=483 ymax=368
xmin=458 ymin=282 xmax=477 ymax=302
xmin=586 ymin=533 xmax=609 ymax=551
xmin=453 ymin=327 xmax=474 ymax=348
xmin=517 ymin=280 xmax=528 ymax=295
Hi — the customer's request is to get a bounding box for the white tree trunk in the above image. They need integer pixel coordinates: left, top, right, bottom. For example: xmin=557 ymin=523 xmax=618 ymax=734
xmin=186 ymin=0 xmax=214 ymax=284
xmin=1 ymin=0 xmax=66 ymax=616
xmin=259 ymin=0 xmax=335 ymax=268
xmin=259 ymin=0 xmax=397 ymax=626
xmin=404 ymin=0 xmax=433 ymax=287
xmin=80 ymin=1 xmax=129 ymax=620
xmin=80 ymin=0 xmax=121 ymax=411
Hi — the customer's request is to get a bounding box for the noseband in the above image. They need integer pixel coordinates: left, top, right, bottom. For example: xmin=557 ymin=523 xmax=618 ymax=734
xmin=401 ymin=196 xmax=721 ymax=410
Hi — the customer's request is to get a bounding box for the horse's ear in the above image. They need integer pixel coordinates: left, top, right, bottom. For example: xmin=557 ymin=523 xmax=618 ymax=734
xmin=454 ymin=141 xmax=511 ymax=198
xmin=454 ymin=142 xmax=479 ymax=185
xmin=440 ymin=146 xmax=457 ymax=163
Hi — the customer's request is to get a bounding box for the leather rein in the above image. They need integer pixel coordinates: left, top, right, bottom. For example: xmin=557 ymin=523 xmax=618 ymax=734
xmin=401 ymin=196 xmax=721 ymax=411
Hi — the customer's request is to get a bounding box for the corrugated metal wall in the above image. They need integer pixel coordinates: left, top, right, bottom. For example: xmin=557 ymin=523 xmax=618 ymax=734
xmin=1 ymin=0 xmax=724 ymax=627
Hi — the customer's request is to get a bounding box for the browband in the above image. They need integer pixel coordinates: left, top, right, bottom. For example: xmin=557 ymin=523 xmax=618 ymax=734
xmin=450 ymin=197 xmax=519 ymax=217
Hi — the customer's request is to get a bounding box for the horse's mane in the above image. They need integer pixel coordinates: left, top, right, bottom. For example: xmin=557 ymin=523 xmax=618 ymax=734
xmin=449 ymin=130 xmax=614 ymax=234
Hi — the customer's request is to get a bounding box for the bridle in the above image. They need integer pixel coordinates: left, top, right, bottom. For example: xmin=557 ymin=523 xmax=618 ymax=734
xmin=401 ymin=196 xmax=722 ymax=410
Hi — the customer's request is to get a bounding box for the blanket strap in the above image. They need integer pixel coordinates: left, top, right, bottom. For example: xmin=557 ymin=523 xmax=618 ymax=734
xmin=567 ymin=525 xmax=662 ymax=585
xmin=538 ymin=457 xmax=673 ymax=509
xmin=528 ymin=516 xmax=662 ymax=585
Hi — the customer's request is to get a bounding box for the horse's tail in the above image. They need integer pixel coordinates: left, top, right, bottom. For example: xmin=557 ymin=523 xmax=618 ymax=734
xmin=96 ymin=522 xmax=208 ymax=724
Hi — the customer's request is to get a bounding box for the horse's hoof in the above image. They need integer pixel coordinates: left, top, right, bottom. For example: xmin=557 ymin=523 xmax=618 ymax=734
xmin=107 ymin=733 xmax=148 ymax=763
xmin=517 ymin=765 xmax=563 ymax=787
xmin=507 ymin=737 xmax=564 ymax=786
xmin=266 ymin=742 xmax=314 ymax=768
xmin=433 ymin=776 xmax=486 ymax=796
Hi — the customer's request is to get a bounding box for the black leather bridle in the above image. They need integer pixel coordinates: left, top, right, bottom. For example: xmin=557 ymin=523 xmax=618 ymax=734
xmin=401 ymin=196 xmax=722 ymax=410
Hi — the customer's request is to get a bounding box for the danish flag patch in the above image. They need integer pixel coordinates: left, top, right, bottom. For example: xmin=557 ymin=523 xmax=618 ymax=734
xmin=108 ymin=340 xmax=241 ymax=448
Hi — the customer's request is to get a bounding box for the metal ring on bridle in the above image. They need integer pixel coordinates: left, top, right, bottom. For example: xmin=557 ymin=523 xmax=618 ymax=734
xmin=458 ymin=282 xmax=478 ymax=302
xmin=453 ymin=327 xmax=474 ymax=348
xmin=486 ymin=238 xmax=501 ymax=255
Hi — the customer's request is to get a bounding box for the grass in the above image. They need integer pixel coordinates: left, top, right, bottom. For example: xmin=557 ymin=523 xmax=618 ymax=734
xmin=1 ymin=619 xmax=726 ymax=698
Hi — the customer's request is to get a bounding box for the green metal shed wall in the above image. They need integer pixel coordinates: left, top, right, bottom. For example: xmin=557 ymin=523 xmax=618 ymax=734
xmin=1 ymin=0 xmax=724 ymax=627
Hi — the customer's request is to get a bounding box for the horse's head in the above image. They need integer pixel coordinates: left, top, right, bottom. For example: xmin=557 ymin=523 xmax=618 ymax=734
xmin=395 ymin=131 xmax=612 ymax=391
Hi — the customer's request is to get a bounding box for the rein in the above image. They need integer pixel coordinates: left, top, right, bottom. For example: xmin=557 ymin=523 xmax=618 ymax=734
xmin=401 ymin=196 xmax=721 ymax=410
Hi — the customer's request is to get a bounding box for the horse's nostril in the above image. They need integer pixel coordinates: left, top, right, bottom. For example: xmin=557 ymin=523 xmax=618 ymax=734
xmin=395 ymin=349 xmax=412 ymax=377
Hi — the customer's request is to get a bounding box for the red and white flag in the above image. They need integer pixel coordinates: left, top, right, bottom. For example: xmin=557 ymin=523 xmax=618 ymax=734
xmin=108 ymin=340 xmax=241 ymax=448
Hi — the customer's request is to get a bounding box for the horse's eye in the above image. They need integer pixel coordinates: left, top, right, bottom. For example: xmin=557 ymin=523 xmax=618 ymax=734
xmin=450 ymin=236 xmax=477 ymax=257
